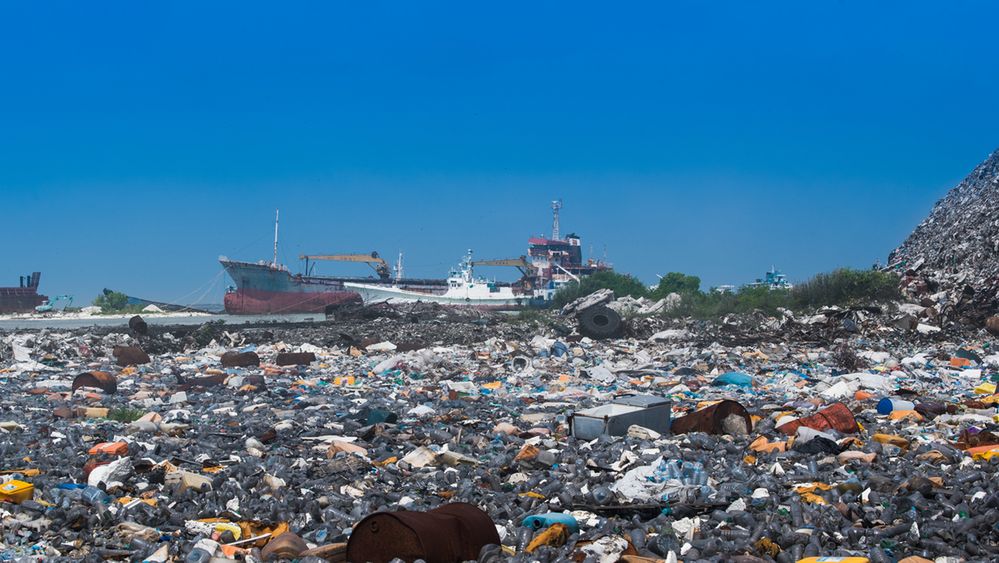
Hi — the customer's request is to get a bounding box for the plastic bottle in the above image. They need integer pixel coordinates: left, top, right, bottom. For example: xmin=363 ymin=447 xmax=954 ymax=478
xmin=877 ymin=397 xmax=915 ymax=414
xmin=590 ymin=486 xmax=613 ymax=505
xmin=515 ymin=527 xmax=534 ymax=553
xmin=82 ymin=486 xmax=111 ymax=506
xmin=185 ymin=548 xmax=213 ymax=563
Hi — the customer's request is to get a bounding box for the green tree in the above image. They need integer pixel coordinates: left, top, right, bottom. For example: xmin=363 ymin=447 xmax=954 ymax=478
xmin=93 ymin=290 xmax=129 ymax=312
xmin=651 ymin=272 xmax=701 ymax=299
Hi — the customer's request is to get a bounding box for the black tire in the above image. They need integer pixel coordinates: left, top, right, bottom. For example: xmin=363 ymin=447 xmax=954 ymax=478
xmin=577 ymin=305 xmax=622 ymax=339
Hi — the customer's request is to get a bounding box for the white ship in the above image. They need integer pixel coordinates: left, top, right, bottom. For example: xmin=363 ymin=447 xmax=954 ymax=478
xmin=343 ymin=251 xmax=534 ymax=310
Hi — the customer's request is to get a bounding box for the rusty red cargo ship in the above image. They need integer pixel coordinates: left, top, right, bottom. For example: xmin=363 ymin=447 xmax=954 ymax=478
xmin=0 ymin=272 xmax=48 ymax=314
xmin=220 ymin=257 xmax=447 ymax=315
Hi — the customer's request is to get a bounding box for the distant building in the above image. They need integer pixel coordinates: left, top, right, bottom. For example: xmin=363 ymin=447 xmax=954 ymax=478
xmin=747 ymin=267 xmax=793 ymax=290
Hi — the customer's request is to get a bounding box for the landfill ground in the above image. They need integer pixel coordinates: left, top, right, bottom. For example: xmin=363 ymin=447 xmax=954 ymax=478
xmin=1 ymin=298 xmax=998 ymax=563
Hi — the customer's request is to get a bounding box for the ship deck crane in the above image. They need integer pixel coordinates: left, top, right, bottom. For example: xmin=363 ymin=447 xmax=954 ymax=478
xmin=470 ymin=256 xmax=542 ymax=289
xmin=299 ymin=252 xmax=391 ymax=280
xmin=470 ymin=256 xmax=532 ymax=277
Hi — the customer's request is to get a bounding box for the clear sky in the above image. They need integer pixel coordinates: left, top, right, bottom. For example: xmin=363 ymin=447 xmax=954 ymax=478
xmin=3 ymin=2 xmax=998 ymax=306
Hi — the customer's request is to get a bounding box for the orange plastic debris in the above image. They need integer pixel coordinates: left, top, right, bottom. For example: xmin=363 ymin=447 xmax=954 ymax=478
xmin=872 ymin=433 xmax=909 ymax=450
xmin=88 ymin=442 xmax=129 ymax=456
xmin=749 ymin=436 xmax=787 ymax=454
xmin=514 ymin=444 xmax=540 ymax=462
xmin=965 ymin=444 xmax=999 ymax=457
xmin=887 ymin=410 xmax=923 ymax=422
xmin=371 ymin=456 xmax=398 ymax=467
xmin=525 ymin=523 xmax=569 ymax=553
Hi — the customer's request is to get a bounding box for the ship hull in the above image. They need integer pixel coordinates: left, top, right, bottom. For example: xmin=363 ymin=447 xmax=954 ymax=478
xmin=343 ymin=282 xmax=530 ymax=311
xmin=221 ymin=259 xmax=447 ymax=314
xmin=0 ymin=291 xmax=48 ymax=314
xmin=224 ymin=287 xmax=361 ymax=314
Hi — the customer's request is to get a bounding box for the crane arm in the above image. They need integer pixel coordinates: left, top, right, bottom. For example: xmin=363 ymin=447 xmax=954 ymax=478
xmin=470 ymin=256 xmax=531 ymax=277
xmin=299 ymin=252 xmax=384 ymax=264
xmin=471 ymin=256 xmax=530 ymax=268
xmin=299 ymin=252 xmax=390 ymax=279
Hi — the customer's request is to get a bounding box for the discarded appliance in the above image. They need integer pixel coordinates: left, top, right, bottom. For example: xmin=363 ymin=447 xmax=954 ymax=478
xmin=569 ymin=395 xmax=671 ymax=440
xmin=346 ymin=502 xmax=500 ymax=563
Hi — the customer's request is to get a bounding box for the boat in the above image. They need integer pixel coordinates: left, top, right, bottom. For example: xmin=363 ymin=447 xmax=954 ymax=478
xmin=221 ymin=202 xmax=609 ymax=314
xmin=0 ymin=272 xmax=48 ymax=314
xmin=344 ymin=251 xmax=537 ymax=310
xmin=748 ymin=267 xmax=794 ymax=291
xmin=220 ymin=257 xmax=452 ymax=314
xmin=473 ymin=200 xmax=612 ymax=301
xmin=221 ymin=211 xmax=448 ymax=314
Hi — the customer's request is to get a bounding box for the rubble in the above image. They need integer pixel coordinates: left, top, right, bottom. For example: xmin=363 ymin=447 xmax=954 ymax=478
xmin=1 ymin=295 xmax=999 ymax=561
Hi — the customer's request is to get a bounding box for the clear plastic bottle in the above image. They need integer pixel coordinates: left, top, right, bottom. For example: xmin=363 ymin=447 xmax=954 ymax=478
xmin=591 ymin=485 xmax=613 ymax=505
xmin=81 ymin=486 xmax=111 ymax=506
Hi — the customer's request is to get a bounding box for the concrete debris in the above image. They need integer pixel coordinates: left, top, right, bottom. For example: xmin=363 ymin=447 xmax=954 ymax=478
xmin=0 ymin=292 xmax=998 ymax=561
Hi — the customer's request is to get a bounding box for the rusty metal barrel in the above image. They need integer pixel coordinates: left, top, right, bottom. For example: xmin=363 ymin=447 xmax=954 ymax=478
xmin=346 ymin=502 xmax=500 ymax=563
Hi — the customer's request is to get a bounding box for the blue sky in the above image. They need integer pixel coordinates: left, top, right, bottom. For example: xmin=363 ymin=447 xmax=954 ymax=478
xmin=3 ymin=2 xmax=998 ymax=305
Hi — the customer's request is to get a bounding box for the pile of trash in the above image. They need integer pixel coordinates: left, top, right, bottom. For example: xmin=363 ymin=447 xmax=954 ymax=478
xmin=1 ymin=296 xmax=999 ymax=562
xmin=890 ymin=147 xmax=999 ymax=327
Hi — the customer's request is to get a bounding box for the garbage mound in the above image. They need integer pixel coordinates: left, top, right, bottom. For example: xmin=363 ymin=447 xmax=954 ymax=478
xmin=890 ymin=147 xmax=999 ymax=325
xmin=2 ymin=298 xmax=999 ymax=561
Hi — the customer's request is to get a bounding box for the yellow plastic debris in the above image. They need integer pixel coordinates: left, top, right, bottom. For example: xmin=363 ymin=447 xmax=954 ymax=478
xmin=794 ymin=483 xmax=832 ymax=505
xmin=0 ymin=480 xmax=34 ymax=504
xmin=974 ymin=382 xmax=997 ymax=395
xmin=972 ymin=448 xmax=999 ymax=461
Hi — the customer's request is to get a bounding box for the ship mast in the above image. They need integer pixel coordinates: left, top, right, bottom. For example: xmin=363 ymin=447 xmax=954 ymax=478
xmin=551 ymin=199 xmax=563 ymax=240
xmin=272 ymin=209 xmax=280 ymax=268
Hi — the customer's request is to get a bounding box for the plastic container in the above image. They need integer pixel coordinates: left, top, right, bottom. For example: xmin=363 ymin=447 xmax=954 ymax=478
xmin=0 ymin=480 xmax=34 ymax=504
xmin=877 ymin=398 xmax=915 ymax=415
xmin=522 ymin=513 xmax=580 ymax=533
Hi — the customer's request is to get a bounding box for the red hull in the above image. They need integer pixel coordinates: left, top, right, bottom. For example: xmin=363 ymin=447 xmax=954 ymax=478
xmin=224 ymin=288 xmax=361 ymax=314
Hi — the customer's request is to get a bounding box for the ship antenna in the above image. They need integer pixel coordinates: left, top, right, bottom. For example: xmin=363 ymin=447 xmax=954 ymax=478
xmin=551 ymin=199 xmax=563 ymax=240
xmin=272 ymin=209 xmax=280 ymax=268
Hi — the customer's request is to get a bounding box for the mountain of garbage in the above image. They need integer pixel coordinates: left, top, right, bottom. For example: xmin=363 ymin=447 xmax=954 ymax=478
xmin=889 ymin=147 xmax=999 ymax=326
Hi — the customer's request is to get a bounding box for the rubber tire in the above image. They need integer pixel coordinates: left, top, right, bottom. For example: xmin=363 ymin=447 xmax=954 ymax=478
xmin=577 ymin=305 xmax=622 ymax=339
